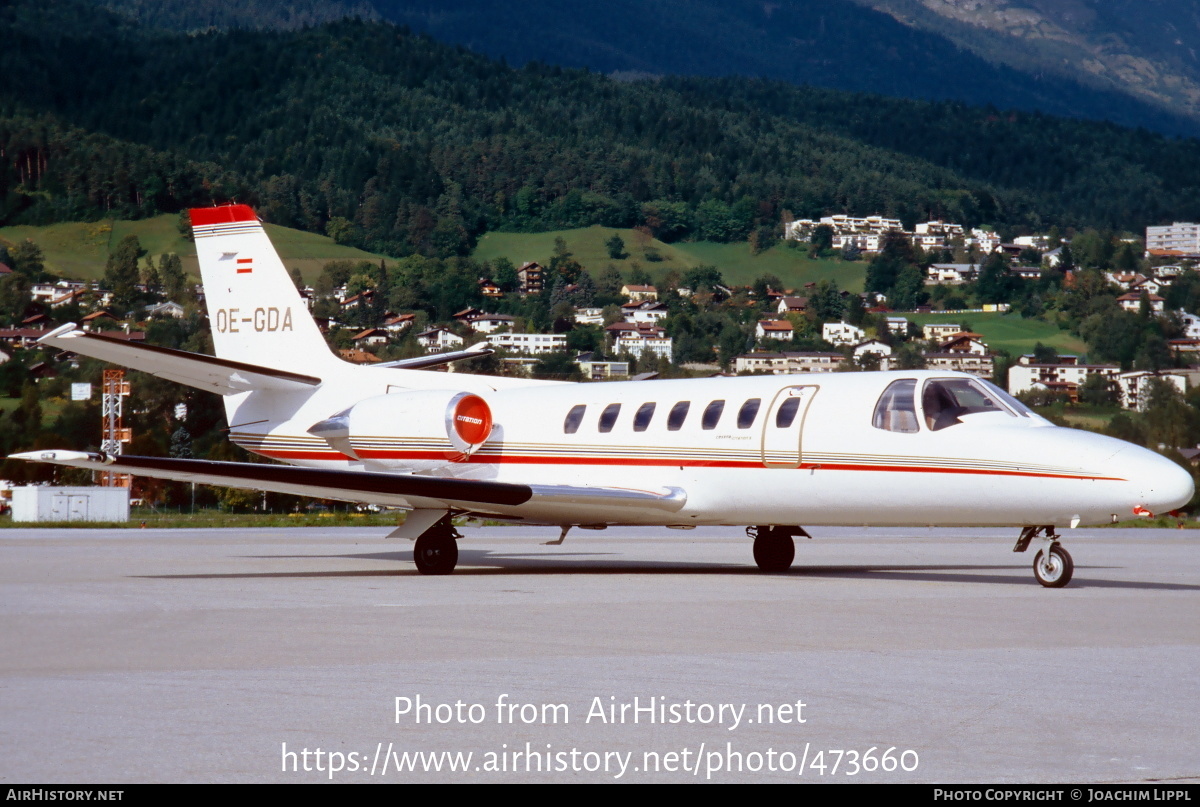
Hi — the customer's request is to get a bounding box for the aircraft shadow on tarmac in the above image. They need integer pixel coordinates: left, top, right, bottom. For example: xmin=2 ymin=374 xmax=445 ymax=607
xmin=135 ymin=547 xmax=1200 ymax=590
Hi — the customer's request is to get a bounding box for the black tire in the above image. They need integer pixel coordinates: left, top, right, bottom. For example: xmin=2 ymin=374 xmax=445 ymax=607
xmin=1033 ymin=545 xmax=1073 ymax=588
xmin=753 ymin=529 xmax=795 ymax=572
xmin=414 ymin=530 xmax=458 ymax=575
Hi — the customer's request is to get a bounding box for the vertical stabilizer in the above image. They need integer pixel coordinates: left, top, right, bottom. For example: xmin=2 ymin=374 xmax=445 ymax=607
xmin=191 ymin=205 xmax=337 ymax=376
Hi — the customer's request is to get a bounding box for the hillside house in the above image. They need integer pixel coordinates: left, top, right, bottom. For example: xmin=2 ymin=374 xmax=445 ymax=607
xmin=416 ymin=327 xmax=465 ymax=353
xmin=1008 ymin=362 xmax=1119 ymax=398
xmin=621 ymin=300 xmax=669 ymax=324
xmin=517 ymin=262 xmax=544 ymax=295
xmin=922 ymin=323 xmax=964 ymax=341
xmin=756 ymin=320 xmax=794 ymax=341
xmin=853 ymin=339 xmax=892 ymax=360
xmin=621 ymin=284 xmax=658 ymax=302
xmin=777 ymin=297 xmax=808 ymax=314
xmin=734 ymin=352 xmax=846 ymax=374
xmin=487 ymin=332 xmax=567 ymax=355
xmin=821 ymin=321 xmax=865 ymax=346
xmin=1116 ymin=292 xmax=1164 ymax=313
xmin=1115 ymin=371 xmax=1186 ymax=412
xmin=607 ymin=322 xmax=672 ymax=361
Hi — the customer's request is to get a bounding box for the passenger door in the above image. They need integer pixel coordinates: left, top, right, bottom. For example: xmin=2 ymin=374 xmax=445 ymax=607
xmin=760 ymin=385 xmax=818 ymax=468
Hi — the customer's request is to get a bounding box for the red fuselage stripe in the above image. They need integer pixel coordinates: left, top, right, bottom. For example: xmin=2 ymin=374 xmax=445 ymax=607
xmin=249 ymin=448 xmax=1123 ymax=481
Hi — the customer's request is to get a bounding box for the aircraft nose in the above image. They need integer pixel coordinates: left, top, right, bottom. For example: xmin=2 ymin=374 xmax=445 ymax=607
xmin=1115 ymin=445 xmax=1195 ymax=514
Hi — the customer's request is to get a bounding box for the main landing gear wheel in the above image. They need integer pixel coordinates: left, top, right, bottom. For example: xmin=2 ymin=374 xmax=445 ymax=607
xmin=1033 ymin=544 xmax=1073 ymax=588
xmin=752 ymin=527 xmax=795 ymax=573
xmin=414 ymin=528 xmax=458 ymax=575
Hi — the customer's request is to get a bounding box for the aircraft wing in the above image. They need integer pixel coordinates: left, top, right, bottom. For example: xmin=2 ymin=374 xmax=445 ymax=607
xmin=36 ymin=325 xmax=322 ymax=394
xmin=10 ymin=452 xmax=687 ymax=516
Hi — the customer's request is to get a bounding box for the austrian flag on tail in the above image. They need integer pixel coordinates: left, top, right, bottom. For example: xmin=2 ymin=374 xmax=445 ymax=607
xmin=236 ymin=258 xmax=253 ymax=274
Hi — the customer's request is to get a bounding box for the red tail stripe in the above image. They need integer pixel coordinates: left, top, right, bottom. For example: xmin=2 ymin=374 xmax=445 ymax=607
xmin=189 ymin=205 xmax=258 ymax=226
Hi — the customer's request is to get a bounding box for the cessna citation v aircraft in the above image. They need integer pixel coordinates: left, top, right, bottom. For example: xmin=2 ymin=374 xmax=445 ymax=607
xmin=12 ymin=205 xmax=1194 ymax=586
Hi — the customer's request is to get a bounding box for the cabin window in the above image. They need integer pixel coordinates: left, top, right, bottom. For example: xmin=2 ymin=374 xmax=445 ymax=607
xmin=776 ymin=397 xmax=802 ymax=428
xmin=702 ymin=400 xmax=725 ymax=430
xmin=872 ymin=379 xmax=919 ymax=433
xmin=598 ymin=403 xmax=621 ymax=433
xmin=564 ymin=404 xmax=586 ymax=434
xmin=922 ymin=378 xmax=1016 ymax=431
xmin=737 ymin=398 xmax=761 ymax=429
xmin=633 ymin=402 xmax=656 ymax=432
xmin=667 ymin=401 xmax=691 ymax=431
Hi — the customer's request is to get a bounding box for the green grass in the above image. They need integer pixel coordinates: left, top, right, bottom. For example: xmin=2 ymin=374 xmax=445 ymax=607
xmin=259 ymin=223 xmax=388 ymax=284
xmin=473 ymin=227 xmax=864 ymax=291
xmin=473 ymin=226 xmax=687 ymax=274
xmin=0 ymin=396 xmax=66 ymax=426
xmin=0 ymin=219 xmax=122 ymax=279
xmin=1031 ymin=403 xmax=1122 ymax=430
xmin=671 ymin=241 xmax=864 ymax=289
xmin=907 ymin=312 xmax=1090 ymax=358
xmin=0 ymin=215 xmax=391 ymax=284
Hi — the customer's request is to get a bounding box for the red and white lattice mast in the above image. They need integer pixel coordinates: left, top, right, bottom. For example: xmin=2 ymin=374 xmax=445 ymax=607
xmin=100 ymin=369 xmax=131 ymax=487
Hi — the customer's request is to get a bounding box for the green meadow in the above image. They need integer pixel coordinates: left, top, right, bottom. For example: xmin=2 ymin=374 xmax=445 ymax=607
xmin=0 ymin=215 xmax=388 ymax=284
xmin=907 ymin=312 xmax=1089 ymax=358
xmin=473 ymin=227 xmax=864 ymax=291
xmin=7 ymin=217 xmax=867 ymax=293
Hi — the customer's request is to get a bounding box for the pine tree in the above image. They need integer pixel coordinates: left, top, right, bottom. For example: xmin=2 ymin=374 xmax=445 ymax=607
xmin=105 ymin=235 xmax=144 ymax=313
xmin=170 ymin=427 xmax=193 ymax=459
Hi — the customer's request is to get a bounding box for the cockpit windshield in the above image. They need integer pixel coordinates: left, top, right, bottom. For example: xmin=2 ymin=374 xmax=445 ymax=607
xmin=977 ymin=378 xmax=1036 ymax=417
xmin=873 ymin=377 xmax=1036 ymax=433
xmin=921 ymin=377 xmax=1018 ymax=431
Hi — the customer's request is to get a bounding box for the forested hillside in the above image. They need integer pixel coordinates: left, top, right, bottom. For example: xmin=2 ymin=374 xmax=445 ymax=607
xmin=6 ymin=0 xmax=1200 ymax=259
xmin=87 ymin=0 xmax=1200 ymax=136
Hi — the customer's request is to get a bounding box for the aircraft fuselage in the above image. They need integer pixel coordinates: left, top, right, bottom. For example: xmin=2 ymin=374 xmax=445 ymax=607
xmin=229 ymin=369 xmax=1193 ymax=529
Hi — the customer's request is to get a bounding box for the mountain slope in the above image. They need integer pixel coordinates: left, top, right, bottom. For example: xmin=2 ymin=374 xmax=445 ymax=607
xmin=370 ymin=0 xmax=1200 ymax=136
xmin=854 ymin=0 xmax=1200 ymax=126
xmin=92 ymin=0 xmax=378 ymax=30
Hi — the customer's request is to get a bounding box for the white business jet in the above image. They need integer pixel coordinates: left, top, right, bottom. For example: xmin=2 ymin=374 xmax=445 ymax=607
xmin=13 ymin=206 xmax=1194 ymax=586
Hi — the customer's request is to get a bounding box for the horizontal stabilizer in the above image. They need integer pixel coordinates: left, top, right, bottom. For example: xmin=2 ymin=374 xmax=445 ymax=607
xmin=373 ymin=342 xmax=494 ymax=370
xmin=37 ymin=325 xmax=322 ymax=394
xmin=11 ymin=451 xmax=533 ymax=509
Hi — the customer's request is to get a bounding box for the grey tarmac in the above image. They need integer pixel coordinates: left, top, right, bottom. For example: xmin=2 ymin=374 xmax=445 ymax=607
xmin=0 ymin=525 xmax=1197 ymax=783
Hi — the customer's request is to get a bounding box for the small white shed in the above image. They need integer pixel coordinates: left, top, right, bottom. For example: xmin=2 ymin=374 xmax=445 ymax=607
xmin=11 ymin=486 xmax=130 ymax=523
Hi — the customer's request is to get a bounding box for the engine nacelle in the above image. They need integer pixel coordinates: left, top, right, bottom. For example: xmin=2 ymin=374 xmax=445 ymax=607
xmin=308 ymin=389 xmax=494 ymax=462
xmin=443 ymin=392 xmax=494 ymax=453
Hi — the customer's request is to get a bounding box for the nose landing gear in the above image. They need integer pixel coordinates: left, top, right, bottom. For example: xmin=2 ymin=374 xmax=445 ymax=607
xmin=1015 ymin=526 xmax=1074 ymax=588
xmin=1032 ymin=544 xmax=1074 ymax=588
